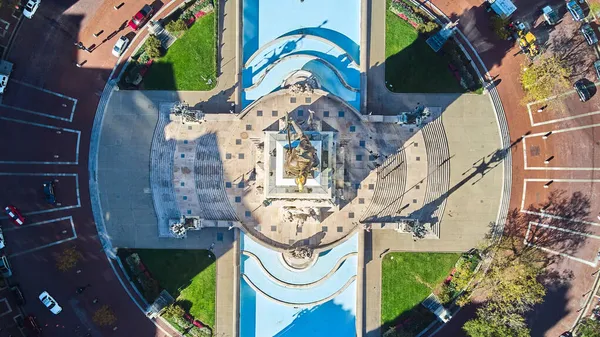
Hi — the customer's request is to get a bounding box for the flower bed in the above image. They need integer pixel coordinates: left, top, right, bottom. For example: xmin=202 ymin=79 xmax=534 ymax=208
xmin=124 ymin=253 xmax=161 ymax=302
xmin=162 ymin=304 xmax=212 ymax=337
xmin=390 ymin=0 xmax=423 ymax=28
xmin=118 ymin=0 xmax=215 ymax=90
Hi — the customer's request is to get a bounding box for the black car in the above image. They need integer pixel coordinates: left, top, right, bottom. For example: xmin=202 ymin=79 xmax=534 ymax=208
xmin=43 ymin=181 xmax=56 ymax=204
xmin=560 ymin=331 xmax=573 ymax=337
xmin=574 ymin=80 xmax=591 ymax=102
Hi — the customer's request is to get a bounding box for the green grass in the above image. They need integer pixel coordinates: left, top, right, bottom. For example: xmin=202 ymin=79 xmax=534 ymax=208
xmin=144 ymin=12 xmax=217 ymax=90
xmin=385 ymin=8 xmax=464 ymax=93
xmin=381 ymin=252 xmax=460 ymax=327
xmin=132 ymin=249 xmax=216 ymax=328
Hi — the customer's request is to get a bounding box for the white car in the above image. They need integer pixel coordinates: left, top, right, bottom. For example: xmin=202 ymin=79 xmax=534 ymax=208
xmin=0 ymin=226 xmax=4 ymax=249
xmin=39 ymin=291 xmax=62 ymax=314
xmin=112 ymin=36 xmax=130 ymax=57
xmin=23 ymin=0 xmax=41 ymax=19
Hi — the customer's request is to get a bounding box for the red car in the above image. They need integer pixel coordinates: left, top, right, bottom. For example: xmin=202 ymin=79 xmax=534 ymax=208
xmin=128 ymin=4 xmax=154 ymax=30
xmin=4 ymin=205 xmax=24 ymax=226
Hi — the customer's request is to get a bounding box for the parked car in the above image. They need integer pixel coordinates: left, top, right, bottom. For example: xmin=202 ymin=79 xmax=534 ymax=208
xmin=594 ymin=60 xmax=600 ymax=80
xmin=112 ymin=36 xmax=130 ymax=57
xmin=4 ymin=205 xmax=24 ymax=226
xmin=43 ymin=181 xmax=56 ymax=204
xmin=23 ymin=315 xmax=41 ymax=336
xmin=0 ymin=226 xmax=4 ymax=249
xmin=542 ymin=6 xmax=559 ymax=25
xmin=574 ymin=79 xmax=591 ymax=102
xmin=559 ymin=332 xmax=572 ymax=337
xmin=128 ymin=4 xmax=154 ymax=30
xmin=581 ymin=24 xmax=598 ymax=45
xmin=23 ymin=0 xmax=41 ymax=19
xmin=38 ymin=291 xmax=62 ymax=314
xmin=567 ymin=0 xmax=585 ymax=21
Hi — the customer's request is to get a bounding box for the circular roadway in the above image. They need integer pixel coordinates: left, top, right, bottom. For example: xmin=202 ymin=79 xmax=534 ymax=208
xmin=0 ymin=0 xmax=183 ymax=336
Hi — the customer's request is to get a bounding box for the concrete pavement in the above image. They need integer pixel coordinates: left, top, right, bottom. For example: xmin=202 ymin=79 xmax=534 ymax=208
xmin=363 ymin=93 xmax=503 ymax=336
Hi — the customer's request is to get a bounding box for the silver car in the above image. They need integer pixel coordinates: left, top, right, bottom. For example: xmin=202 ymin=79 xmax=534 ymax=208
xmin=39 ymin=291 xmax=62 ymax=314
xmin=581 ymin=24 xmax=598 ymax=45
xmin=23 ymin=0 xmax=41 ymax=19
xmin=0 ymin=226 xmax=4 ymax=249
xmin=112 ymin=36 xmax=130 ymax=57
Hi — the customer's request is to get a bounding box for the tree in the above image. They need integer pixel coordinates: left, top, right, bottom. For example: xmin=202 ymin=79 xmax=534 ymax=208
xmin=92 ymin=305 xmax=117 ymax=326
xmin=144 ymin=35 xmax=162 ymax=59
xmin=165 ymin=19 xmax=188 ymax=35
xmin=478 ymin=255 xmax=545 ymax=313
xmin=520 ymin=56 xmax=571 ymax=103
xmin=463 ymin=312 xmax=530 ymax=337
xmin=463 ymin=238 xmax=546 ymax=337
xmin=490 ymin=16 xmax=510 ymax=40
xmin=55 ymin=247 xmax=82 ymax=272
xmin=577 ymin=318 xmax=600 ymax=337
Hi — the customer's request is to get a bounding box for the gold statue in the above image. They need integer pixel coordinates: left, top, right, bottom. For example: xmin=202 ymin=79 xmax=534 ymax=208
xmin=284 ymin=116 xmax=319 ymax=192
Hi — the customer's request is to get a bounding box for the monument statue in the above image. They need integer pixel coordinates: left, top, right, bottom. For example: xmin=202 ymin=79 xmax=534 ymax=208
xmin=289 ymin=246 xmax=313 ymax=260
xmin=284 ymin=116 xmax=319 ymax=192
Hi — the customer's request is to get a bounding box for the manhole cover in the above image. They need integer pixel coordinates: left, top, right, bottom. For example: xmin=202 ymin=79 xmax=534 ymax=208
xmin=241 ymin=132 xmax=249 ymax=139
xmin=529 ymin=146 xmax=540 ymax=157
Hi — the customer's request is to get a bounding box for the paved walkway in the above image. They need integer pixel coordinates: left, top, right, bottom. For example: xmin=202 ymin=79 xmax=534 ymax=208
xmin=215 ymin=231 xmax=238 ymax=337
xmin=363 ymin=93 xmax=503 ymax=336
xmin=140 ymin=0 xmax=238 ymax=112
xmin=425 ymin=1 xmax=600 ymax=336
xmin=366 ymin=0 xmax=464 ymax=115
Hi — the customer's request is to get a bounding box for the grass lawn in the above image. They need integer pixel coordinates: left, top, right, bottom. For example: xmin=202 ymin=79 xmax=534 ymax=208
xmin=144 ymin=12 xmax=216 ymax=91
xmin=385 ymin=9 xmax=464 ymax=93
xmin=131 ymin=249 xmax=216 ymax=328
xmin=381 ymin=252 xmax=460 ymax=327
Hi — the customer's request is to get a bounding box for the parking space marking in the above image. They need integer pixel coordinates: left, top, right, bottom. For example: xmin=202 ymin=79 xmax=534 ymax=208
xmin=527 ymin=85 xmax=600 ymax=126
xmin=0 ymin=298 xmax=12 ymax=317
xmin=0 ymin=173 xmax=80 ymax=218
xmin=0 ymin=116 xmax=80 ymax=165
xmin=0 ymin=103 xmax=73 ymax=122
xmin=524 ymin=221 xmax=600 ymax=267
xmin=520 ymin=178 xmax=600 ymax=227
xmin=9 ymin=79 xmax=77 ymax=122
xmin=522 ymin=123 xmax=600 ymax=170
xmin=7 ymin=216 xmax=77 ymax=258
xmin=2 ymin=216 xmax=72 ymax=232
xmin=0 ymin=115 xmax=81 ymax=165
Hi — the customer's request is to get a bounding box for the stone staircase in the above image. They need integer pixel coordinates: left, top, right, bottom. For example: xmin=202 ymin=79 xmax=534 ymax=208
xmin=194 ymin=134 xmax=239 ymax=221
xmin=359 ymin=149 xmax=408 ymax=222
xmin=150 ymin=110 xmax=180 ymax=237
xmin=419 ymin=119 xmax=450 ymax=238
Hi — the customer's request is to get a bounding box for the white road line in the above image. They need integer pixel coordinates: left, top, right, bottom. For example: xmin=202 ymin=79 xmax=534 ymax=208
xmin=0 ymin=115 xmax=80 ymax=132
xmin=521 ymin=179 xmax=600 ymax=227
xmin=0 ymin=103 xmax=71 ymax=122
xmin=524 ymin=122 xmax=600 ymax=138
xmin=8 ymin=217 xmax=77 ymax=258
xmin=0 ymin=298 xmax=12 ymax=317
xmin=10 ymin=79 xmax=77 ymax=102
xmin=0 ymin=173 xmax=80 ymax=218
xmin=523 ymin=222 xmax=599 ymax=267
xmin=530 ymin=110 xmax=600 ymax=127
xmin=0 ymin=116 xmax=80 ymax=165
xmin=2 ymin=216 xmax=72 ymax=232
xmin=529 ymin=221 xmax=600 ymax=240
